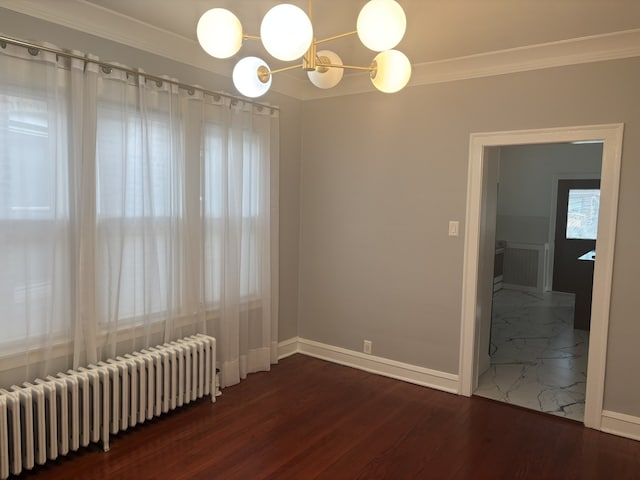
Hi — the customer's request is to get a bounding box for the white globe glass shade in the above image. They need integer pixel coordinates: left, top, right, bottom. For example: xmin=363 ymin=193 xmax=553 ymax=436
xmin=233 ymin=57 xmax=272 ymax=98
xmin=357 ymin=0 xmax=407 ymax=52
xmin=370 ymin=50 xmax=411 ymax=93
xmin=197 ymin=8 xmax=243 ymax=59
xmin=260 ymin=4 xmax=313 ymax=61
xmin=307 ymin=50 xmax=344 ymax=89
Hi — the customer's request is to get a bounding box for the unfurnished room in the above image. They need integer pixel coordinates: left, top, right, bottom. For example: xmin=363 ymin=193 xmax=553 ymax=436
xmin=1 ymin=1 xmax=640 ymax=478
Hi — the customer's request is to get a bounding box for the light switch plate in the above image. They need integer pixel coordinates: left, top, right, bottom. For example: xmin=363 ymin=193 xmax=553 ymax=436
xmin=448 ymin=221 xmax=459 ymax=236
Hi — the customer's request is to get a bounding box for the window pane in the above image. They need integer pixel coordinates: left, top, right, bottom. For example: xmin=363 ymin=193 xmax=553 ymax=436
xmin=95 ymin=99 xmax=179 ymax=324
xmin=202 ymin=123 xmax=262 ymax=304
xmin=566 ymin=189 xmax=599 ymax=240
xmin=96 ymin=105 xmax=173 ymax=218
xmin=1 ymin=94 xmax=66 ymax=220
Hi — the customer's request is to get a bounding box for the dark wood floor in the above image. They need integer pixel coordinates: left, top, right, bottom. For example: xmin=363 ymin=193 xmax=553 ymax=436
xmin=19 ymin=354 xmax=640 ymax=479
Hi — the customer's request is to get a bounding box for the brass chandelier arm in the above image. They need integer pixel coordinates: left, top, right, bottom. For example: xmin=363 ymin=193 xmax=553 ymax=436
xmin=314 ymin=31 xmax=358 ymax=45
xmin=258 ymin=63 xmax=304 ymax=83
xmin=268 ymin=63 xmax=304 ymax=75
xmin=242 ymin=27 xmax=357 ymax=46
xmin=316 ymin=62 xmax=375 ymax=72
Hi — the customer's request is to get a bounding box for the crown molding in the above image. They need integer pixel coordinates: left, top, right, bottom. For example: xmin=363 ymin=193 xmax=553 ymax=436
xmin=302 ymin=28 xmax=640 ymax=100
xmin=414 ymin=28 xmax=640 ymax=85
xmin=1 ymin=0 xmax=639 ymax=101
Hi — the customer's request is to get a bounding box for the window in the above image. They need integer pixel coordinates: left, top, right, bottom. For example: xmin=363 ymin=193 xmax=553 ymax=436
xmin=1 ymin=44 xmax=276 ymax=384
xmin=566 ymin=189 xmax=600 ymax=240
xmin=202 ymin=123 xmax=264 ymax=305
xmin=95 ymin=102 xmax=182 ymax=324
xmin=0 ymin=90 xmax=72 ymax=344
xmin=1 ymin=51 xmax=274 ymax=355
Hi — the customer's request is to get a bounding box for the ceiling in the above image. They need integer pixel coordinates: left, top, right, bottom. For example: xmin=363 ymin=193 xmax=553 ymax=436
xmin=82 ymin=0 xmax=640 ymax=60
xmin=2 ymin=0 xmax=640 ymax=99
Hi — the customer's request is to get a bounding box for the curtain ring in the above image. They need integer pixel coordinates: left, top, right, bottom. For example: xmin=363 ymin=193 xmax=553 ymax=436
xmin=155 ymin=79 xmax=163 ymax=87
xmin=101 ymin=66 xmax=112 ymax=74
xmin=187 ymin=88 xmax=195 ymax=96
xmin=0 ymin=41 xmax=6 ymax=49
xmin=28 ymin=47 xmax=39 ymax=56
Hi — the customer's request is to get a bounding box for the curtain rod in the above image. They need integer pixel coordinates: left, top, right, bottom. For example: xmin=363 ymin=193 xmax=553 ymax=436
xmin=0 ymin=34 xmax=280 ymax=112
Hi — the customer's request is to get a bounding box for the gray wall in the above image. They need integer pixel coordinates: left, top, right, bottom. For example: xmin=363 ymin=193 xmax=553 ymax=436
xmin=497 ymin=143 xmax=603 ymax=245
xmin=299 ymin=58 xmax=640 ymax=418
xmin=0 ymin=8 xmax=302 ymax=341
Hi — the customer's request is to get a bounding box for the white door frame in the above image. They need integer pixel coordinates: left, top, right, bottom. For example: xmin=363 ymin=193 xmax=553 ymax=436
xmin=458 ymin=124 xmax=624 ymax=430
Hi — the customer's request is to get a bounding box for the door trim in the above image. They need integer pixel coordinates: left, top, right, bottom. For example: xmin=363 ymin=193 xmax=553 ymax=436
xmin=459 ymin=124 xmax=624 ymax=430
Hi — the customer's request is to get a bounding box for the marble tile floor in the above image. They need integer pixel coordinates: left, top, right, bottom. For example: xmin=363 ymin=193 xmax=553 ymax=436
xmin=475 ymin=288 xmax=589 ymax=422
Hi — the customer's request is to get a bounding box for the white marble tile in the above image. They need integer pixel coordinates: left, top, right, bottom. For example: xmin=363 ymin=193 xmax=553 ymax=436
xmin=475 ymin=288 xmax=589 ymax=422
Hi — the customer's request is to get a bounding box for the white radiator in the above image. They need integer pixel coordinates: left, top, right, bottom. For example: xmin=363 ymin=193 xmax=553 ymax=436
xmin=503 ymin=242 xmax=548 ymax=293
xmin=0 ymin=334 xmax=216 ymax=479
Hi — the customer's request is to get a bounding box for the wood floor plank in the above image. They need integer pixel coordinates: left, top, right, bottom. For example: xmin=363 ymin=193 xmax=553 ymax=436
xmin=18 ymin=354 xmax=640 ymax=479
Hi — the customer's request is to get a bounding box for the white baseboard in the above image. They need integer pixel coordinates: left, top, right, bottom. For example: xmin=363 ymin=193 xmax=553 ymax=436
xmin=277 ymin=337 xmax=300 ymax=360
xmin=502 ymin=283 xmax=542 ymax=294
xmin=601 ymin=410 xmax=640 ymax=442
xmin=278 ymin=337 xmax=459 ymax=394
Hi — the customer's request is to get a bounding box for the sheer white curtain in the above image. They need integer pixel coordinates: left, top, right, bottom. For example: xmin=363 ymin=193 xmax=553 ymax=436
xmin=0 ymin=40 xmax=279 ymax=389
xmin=94 ymin=69 xmax=199 ymax=359
xmin=0 ymin=43 xmax=77 ymax=382
xmin=202 ymin=99 xmax=278 ymax=386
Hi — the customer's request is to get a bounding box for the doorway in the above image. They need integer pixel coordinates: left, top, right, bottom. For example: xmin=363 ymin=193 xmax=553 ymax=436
xmin=475 ymin=145 xmax=601 ymax=421
xmin=459 ymin=124 xmax=623 ymax=430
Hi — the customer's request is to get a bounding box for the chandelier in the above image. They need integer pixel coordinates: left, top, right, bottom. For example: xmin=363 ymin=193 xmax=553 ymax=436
xmin=196 ymin=0 xmax=412 ymax=98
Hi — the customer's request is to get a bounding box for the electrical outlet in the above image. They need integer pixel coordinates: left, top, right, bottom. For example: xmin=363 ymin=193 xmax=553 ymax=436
xmin=363 ymin=340 xmax=372 ymax=354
